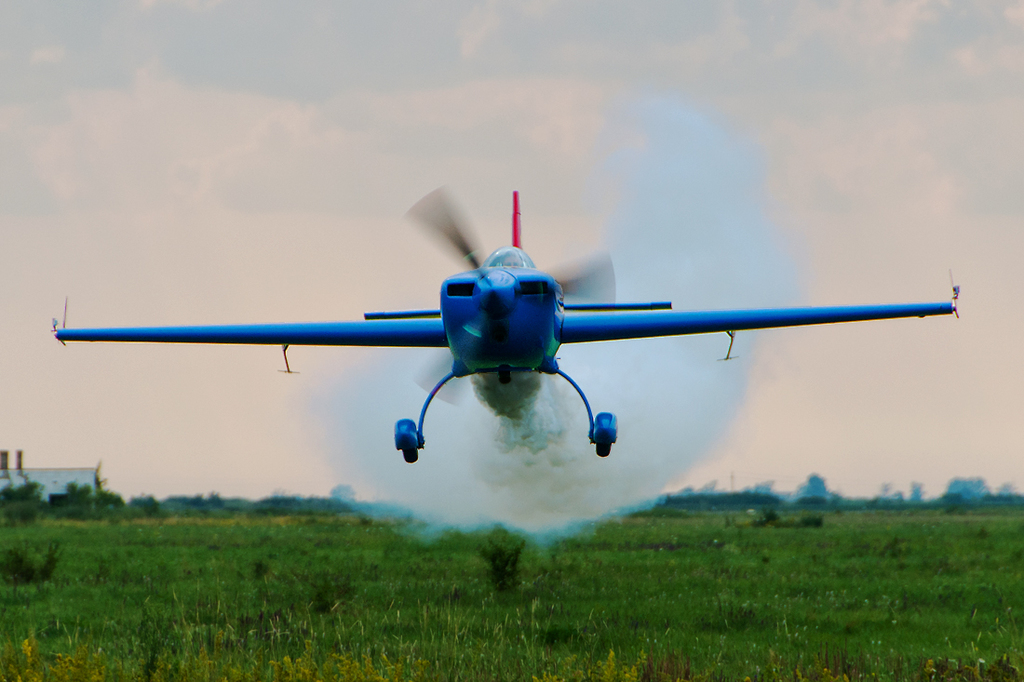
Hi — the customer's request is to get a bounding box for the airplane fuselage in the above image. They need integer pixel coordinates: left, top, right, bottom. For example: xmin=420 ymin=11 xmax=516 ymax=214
xmin=440 ymin=247 xmax=563 ymax=377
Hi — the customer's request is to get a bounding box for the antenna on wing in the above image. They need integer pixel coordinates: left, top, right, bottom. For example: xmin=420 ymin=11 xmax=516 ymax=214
xmin=719 ymin=331 xmax=737 ymax=361
xmin=278 ymin=344 xmax=298 ymax=374
xmin=949 ymin=270 xmax=960 ymax=318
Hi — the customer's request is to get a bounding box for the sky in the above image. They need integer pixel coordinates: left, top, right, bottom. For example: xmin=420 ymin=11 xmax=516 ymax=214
xmin=1 ymin=1 xmax=1021 ymax=512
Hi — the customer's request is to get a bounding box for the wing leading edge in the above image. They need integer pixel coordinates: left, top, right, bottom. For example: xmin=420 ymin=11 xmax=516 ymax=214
xmin=55 ymin=301 xmax=953 ymax=348
xmin=559 ymin=301 xmax=953 ymax=344
xmin=55 ymin=318 xmax=449 ymax=347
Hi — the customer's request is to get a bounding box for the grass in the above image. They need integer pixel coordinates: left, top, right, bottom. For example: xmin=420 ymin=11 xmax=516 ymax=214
xmin=0 ymin=509 xmax=1022 ymax=680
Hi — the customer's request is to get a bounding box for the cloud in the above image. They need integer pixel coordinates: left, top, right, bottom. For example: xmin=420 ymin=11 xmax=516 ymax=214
xmin=459 ymin=1 xmax=501 ymax=57
xmin=1006 ymin=1 xmax=1024 ymax=29
xmin=138 ymin=0 xmax=227 ymax=11
xmin=786 ymin=0 xmax=943 ymax=48
xmin=30 ymin=46 xmax=66 ymax=65
xmin=26 ymin=69 xmax=609 ymax=215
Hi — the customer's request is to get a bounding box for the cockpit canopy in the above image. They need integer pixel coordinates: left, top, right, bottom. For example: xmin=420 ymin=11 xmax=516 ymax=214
xmin=481 ymin=246 xmax=535 ymax=269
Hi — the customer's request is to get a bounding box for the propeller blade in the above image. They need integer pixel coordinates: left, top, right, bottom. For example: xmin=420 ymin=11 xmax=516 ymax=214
xmin=406 ymin=187 xmax=482 ymax=270
xmin=552 ymin=252 xmax=616 ymax=304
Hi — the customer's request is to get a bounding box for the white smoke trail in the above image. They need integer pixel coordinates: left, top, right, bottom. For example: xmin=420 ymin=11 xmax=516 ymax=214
xmin=319 ymin=94 xmax=798 ymax=532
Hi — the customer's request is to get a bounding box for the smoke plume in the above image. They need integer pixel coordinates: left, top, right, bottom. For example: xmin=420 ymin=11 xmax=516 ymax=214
xmin=320 ymin=95 xmax=797 ymax=531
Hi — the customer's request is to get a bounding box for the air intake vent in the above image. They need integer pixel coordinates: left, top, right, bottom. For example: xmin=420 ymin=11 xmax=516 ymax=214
xmin=520 ymin=280 xmax=548 ymax=295
xmin=446 ymin=282 xmax=475 ymax=297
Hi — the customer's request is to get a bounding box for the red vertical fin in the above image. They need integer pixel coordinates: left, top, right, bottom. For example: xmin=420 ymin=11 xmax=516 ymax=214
xmin=512 ymin=190 xmax=521 ymax=248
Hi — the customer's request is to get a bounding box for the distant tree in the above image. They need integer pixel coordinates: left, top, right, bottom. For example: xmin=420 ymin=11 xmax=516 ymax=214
xmin=910 ymin=482 xmax=924 ymax=502
xmin=877 ymin=483 xmax=904 ymax=501
xmin=94 ymin=463 xmax=125 ymax=509
xmin=748 ymin=481 xmax=775 ymax=495
xmin=129 ymin=496 xmax=160 ymax=516
xmin=0 ymin=482 xmax=43 ymax=504
xmin=64 ymin=482 xmax=95 ymax=507
xmin=330 ymin=485 xmax=357 ymax=502
xmin=945 ymin=478 xmax=989 ymax=500
xmin=996 ymin=483 xmax=1018 ymax=497
xmin=797 ymin=474 xmax=828 ymax=500
xmin=0 ymin=482 xmax=43 ymax=525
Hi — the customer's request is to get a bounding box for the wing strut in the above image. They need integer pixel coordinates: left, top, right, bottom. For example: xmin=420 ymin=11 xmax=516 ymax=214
xmin=719 ymin=331 xmax=737 ymax=361
xmin=278 ymin=344 xmax=298 ymax=374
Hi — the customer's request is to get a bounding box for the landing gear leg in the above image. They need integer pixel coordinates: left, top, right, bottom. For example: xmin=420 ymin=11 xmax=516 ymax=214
xmin=394 ymin=371 xmax=456 ymax=464
xmin=553 ymin=369 xmax=618 ymax=457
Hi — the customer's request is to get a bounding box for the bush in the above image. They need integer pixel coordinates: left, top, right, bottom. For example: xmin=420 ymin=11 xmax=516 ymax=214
xmin=0 ymin=481 xmax=43 ymax=504
xmin=64 ymin=482 xmax=94 ymax=507
xmin=0 ymin=482 xmax=42 ymax=525
xmin=3 ymin=501 xmax=39 ymax=525
xmin=129 ymin=495 xmax=161 ymax=517
xmin=751 ymin=508 xmax=824 ymax=529
xmin=0 ymin=542 xmax=60 ymax=588
xmin=252 ymin=559 xmax=271 ymax=580
xmin=96 ymin=488 xmax=125 ymax=509
xmin=53 ymin=479 xmax=125 ymax=519
xmin=479 ymin=527 xmax=525 ymax=592
xmin=94 ymin=465 xmax=125 ymax=510
xmin=798 ymin=514 xmax=825 ymax=528
xmin=308 ymin=572 xmax=354 ymax=613
xmin=753 ymin=507 xmax=780 ymax=527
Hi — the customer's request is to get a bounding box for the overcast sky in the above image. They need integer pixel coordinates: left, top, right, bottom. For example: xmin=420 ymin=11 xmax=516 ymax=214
xmin=1 ymin=1 xmax=1021 ymax=510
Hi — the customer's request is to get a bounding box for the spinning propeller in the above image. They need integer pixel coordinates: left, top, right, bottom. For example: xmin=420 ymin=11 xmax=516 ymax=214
xmin=406 ymin=188 xmax=482 ymax=270
xmin=406 ymin=187 xmax=616 ymax=303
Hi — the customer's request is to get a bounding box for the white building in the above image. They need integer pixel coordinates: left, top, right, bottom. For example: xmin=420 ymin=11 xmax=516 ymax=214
xmin=0 ymin=450 xmax=97 ymax=502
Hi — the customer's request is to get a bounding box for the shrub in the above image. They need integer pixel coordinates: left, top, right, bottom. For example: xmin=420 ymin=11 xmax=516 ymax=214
xmin=3 ymin=501 xmax=39 ymax=525
xmin=0 ymin=481 xmax=43 ymax=504
xmin=798 ymin=513 xmax=825 ymax=528
xmin=95 ymin=488 xmax=125 ymax=509
xmin=64 ymin=482 xmax=95 ymax=506
xmin=0 ymin=542 xmax=60 ymax=588
xmin=252 ymin=559 xmax=271 ymax=580
xmin=309 ymin=572 xmax=354 ymax=613
xmin=753 ymin=507 xmax=780 ymax=527
xmin=94 ymin=464 xmax=125 ymax=510
xmin=0 ymin=483 xmax=42 ymax=525
xmin=480 ymin=527 xmax=525 ymax=592
xmin=129 ymin=495 xmax=161 ymax=516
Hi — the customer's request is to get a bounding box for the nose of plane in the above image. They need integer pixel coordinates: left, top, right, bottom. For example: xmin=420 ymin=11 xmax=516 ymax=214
xmin=476 ymin=270 xmax=518 ymax=317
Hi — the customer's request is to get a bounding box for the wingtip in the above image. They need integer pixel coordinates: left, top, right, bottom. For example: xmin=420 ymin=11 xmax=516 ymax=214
xmin=949 ymin=270 xmax=960 ymax=318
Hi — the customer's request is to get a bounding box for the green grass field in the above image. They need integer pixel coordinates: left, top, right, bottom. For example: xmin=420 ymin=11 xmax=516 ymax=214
xmin=0 ymin=509 xmax=1022 ymax=681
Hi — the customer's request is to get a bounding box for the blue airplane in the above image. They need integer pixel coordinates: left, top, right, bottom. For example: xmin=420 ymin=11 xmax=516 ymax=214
xmin=55 ymin=189 xmax=958 ymax=463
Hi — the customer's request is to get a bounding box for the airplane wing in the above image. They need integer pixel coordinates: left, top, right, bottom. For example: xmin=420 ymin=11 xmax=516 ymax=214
xmin=55 ymin=318 xmax=449 ymax=347
xmin=559 ymin=301 xmax=954 ymax=344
